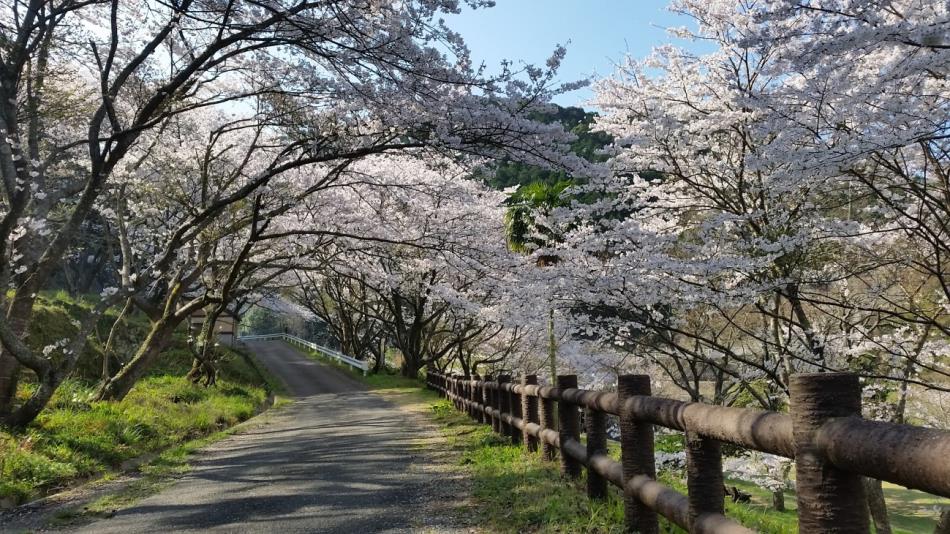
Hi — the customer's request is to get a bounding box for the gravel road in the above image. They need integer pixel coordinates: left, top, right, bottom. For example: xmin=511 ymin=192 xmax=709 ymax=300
xmin=72 ymin=341 xmax=450 ymax=534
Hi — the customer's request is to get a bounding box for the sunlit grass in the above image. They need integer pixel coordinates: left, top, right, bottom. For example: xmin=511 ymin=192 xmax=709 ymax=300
xmin=1 ymin=339 xmax=271 ymax=505
xmin=0 ymin=374 xmax=267 ymax=504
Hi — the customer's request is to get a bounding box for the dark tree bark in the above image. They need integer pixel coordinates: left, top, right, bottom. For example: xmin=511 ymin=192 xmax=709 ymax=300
xmin=0 ymin=290 xmax=41 ymax=415
xmin=772 ymin=489 xmax=785 ymax=512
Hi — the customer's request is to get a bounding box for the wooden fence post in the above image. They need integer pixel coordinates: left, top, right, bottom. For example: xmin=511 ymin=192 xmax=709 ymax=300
xmin=452 ymin=375 xmax=460 ymax=410
xmin=492 ymin=375 xmax=503 ymax=433
xmin=466 ymin=376 xmax=474 ymax=419
xmin=445 ymin=375 xmax=458 ymax=408
xmin=685 ymin=432 xmax=724 ymax=529
xmin=557 ymin=374 xmax=581 ymax=479
xmin=618 ymin=374 xmax=658 ymax=534
xmin=791 ymin=372 xmax=869 ymax=533
xmin=509 ymin=377 xmax=523 ymax=445
xmin=461 ymin=375 xmax=468 ymax=419
xmin=586 ymin=406 xmax=608 ymax=500
xmin=473 ymin=374 xmax=484 ymax=424
xmin=522 ymin=374 xmax=539 ymax=452
xmin=539 ymin=384 xmax=557 ymax=461
xmin=482 ymin=374 xmax=493 ymax=428
xmin=498 ymin=374 xmax=512 ymax=437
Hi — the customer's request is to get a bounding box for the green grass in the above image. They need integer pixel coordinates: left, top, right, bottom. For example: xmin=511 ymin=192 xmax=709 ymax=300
xmin=47 ymin=419 xmax=265 ymax=527
xmin=1 ymin=342 xmax=272 ymax=506
xmin=325 ymin=365 xmax=946 ymax=534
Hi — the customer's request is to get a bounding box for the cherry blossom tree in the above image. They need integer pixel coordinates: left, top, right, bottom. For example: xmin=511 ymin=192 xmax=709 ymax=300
xmin=548 ymin=0 xmax=948 ymax=407
xmin=543 ymin=2 xmax=948 ymax=529
xmin=293 ymin=261 xmax=390 ymax=371
xmin=0 ymin=0 xmax=588 ymax=426
xmin=288 ymin=154 xmax=543 ymax=378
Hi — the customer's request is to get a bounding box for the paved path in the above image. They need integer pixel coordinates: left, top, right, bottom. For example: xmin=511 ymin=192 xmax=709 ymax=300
xmin=75 ymin=341 xmax=443 ymax=534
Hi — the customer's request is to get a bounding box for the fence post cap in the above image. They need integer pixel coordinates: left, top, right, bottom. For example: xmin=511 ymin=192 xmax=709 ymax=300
xmin=789 ymin=371 xmax=857 ymax=383
xmin=556 ymin=374 xmax=578 ymax=388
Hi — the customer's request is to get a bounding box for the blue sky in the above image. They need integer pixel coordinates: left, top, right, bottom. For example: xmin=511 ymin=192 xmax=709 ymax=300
xmin=443 ymin=1 xmax=689 ymax=108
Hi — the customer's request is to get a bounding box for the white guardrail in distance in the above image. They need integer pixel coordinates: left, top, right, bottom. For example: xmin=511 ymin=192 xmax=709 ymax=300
xmin=238 ymin=333 xmax=369 ymax=375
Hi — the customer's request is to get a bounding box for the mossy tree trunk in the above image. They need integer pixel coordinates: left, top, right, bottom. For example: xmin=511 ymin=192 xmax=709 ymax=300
xmin=0 ymin=290 xmax=38 ymax=415
xmin=95 ymin=316 xmax=179 ymax=401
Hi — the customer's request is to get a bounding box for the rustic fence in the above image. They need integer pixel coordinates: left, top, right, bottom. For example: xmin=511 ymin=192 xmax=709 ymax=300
xmin=426 ymin=371 xmax=950 ymax=533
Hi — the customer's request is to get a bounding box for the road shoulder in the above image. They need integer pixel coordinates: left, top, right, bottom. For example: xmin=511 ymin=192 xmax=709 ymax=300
xmin=350 ymin=378 xmax=484 ymax=533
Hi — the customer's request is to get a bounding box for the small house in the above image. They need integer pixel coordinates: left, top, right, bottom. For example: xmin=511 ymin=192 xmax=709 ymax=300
xmin=189 ymin=309 xmax=239 ymax=346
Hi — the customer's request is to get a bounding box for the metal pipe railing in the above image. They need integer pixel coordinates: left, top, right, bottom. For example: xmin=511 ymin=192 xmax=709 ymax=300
xmin=238 ymin=333 xmax=369 ymax=375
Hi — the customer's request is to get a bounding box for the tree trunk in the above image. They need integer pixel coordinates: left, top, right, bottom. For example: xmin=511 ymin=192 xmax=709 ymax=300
xmin=186 ymin=357 xmax=217 ymax=387
xmin=401 ymin=354 xmax=421 ymax=378
xmin=187 ymin=307 xmax=221 ymax=387
xmin=547 ymin=307 xmax=557 ymax=384
xmin=2 ymin=364 xmax=61 ymax=428
xmin=771 ymin=489 xmax=785 ymax=512
xmin=0 ymin=350 xmax=20 ymax=416
xmin=95 ymin=318 xmax=178 ymax=401
xmin=73 ymin=245 xmax=107 ymax=295
xmin=0 ymin=291 xmax=39 ymax=414
xmin=863 ymin=478 xmax=892 ymax=534
xmin=101 ymin=298 xmax=133 ymax=381
xmin=371 ymin=338 xmax=384 ymax=374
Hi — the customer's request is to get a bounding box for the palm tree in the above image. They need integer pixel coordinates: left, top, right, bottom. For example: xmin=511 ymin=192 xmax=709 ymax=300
xmin=504 ymin=180 xmax=572 ymax=384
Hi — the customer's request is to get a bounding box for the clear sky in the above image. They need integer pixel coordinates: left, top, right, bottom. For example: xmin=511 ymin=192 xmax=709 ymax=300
xmin=443 ymin=1 xmax=689 ymax=109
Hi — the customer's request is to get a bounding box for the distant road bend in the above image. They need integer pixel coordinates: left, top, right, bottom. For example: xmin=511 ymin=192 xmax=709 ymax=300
xmin=76 ymin=340 xmax=444 ymax=533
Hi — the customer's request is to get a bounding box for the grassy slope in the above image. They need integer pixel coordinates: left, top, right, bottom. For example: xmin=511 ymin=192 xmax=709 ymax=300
xmin=313 ymin=358 xmax=944 ymax=534
xmin=0 ymin=293 xmax=274 ymax=506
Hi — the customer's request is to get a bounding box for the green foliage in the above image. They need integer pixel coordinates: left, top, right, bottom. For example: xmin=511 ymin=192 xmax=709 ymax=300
xmin=240 ymin=305 xmax=284 ymax=336
xmin=0 ymin=374 xmax=266 ymax=504
xmin=0 ymin=434 xmax=77 ymax=504
xmin=504 ymin=179 xmax=575 ymax=253
xmin=48 ymin=422 xmax=259 ymax=527
xmin=0 ymin=372 xmax=266 ymax=504
xmin=654 ymin=432 xmax=685 ymax=454
xmin=486 ymin=105 xmax=610 ymax=191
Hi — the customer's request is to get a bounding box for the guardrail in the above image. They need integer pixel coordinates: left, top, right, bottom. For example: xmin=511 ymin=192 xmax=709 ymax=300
xmin=426 ymin=371 xmax=950 ymax=534
xmin=239 ymin=333 xmax=369 ymax=375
